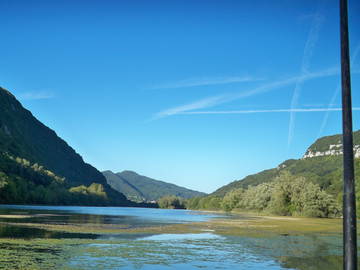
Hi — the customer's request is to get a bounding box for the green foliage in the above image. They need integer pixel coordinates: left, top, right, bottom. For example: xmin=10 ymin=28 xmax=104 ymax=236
xmin=205 ymin=196 xmax=222 ymax=210
xmin=158 ymin=195 xmax=186 ymax=209
xmin=0 ymin=171 xmax=9 ymax=189
xmin=207 ymin=143 xmax=360 ymax=218
xmin=266 ymin=172 xmax=340 ymax=217
xmin=188 ymin=172 xmax=340 ymax=218
xmin=186 ymin=195 xmax=222 ymax=210
xmin=239 ymin=183 xmax=273 ymax=211
xmin=0 ymin=152 xmax=132 ymax=206
xmin=221 ymin=189 xmax=244 ymax=211
xmin=10 ymin=153 xmax=65 ymax=183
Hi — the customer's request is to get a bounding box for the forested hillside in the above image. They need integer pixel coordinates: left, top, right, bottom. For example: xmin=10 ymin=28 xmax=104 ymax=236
xmin=0 ymin=87 xmax=106 ymax=186
xmin=0 ymin=87 xmax=132 ymax=206
xmin=187 ymin=131 xmax=360 ymax=217
xmin=0 ymin=152 xmax=129 ymax=205
xmin=104 ymin=170 xmax=206 ymax=202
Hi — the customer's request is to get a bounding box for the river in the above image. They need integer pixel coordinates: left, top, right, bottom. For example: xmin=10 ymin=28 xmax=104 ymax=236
xmin=0 ymin=205 xmax=347 ymax=269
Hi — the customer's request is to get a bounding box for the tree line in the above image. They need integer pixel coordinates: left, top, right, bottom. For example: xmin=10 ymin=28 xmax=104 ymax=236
xmin=0 ymin=152 xmax=132 ymax=206
xmin=186 ymin=171 xmax=341 ymax=218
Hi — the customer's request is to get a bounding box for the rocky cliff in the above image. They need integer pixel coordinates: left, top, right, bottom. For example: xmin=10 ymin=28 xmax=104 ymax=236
xmin=302 ymin=130 xmax=360 ymax=159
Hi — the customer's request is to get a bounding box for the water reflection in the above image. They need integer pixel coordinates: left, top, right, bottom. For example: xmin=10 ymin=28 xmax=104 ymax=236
xmin=0 ymin=205 xmax=222 ymax=228
xmin=0 ymin=224 xmax=98 ymax=239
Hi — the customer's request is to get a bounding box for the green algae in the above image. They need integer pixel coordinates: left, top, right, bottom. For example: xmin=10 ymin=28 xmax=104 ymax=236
xmin=0 ymin=212 xmax=349 ymax=270
xmin=0 ymin=212 xmax=345 ymax=237
xmin=0 ymin=238 xmax=80 ymax=270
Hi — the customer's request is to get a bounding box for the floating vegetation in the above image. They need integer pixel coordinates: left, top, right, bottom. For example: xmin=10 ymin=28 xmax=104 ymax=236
xmin=0 ymin=208 xmax=351 ymax=270
xmin=0 ymin=212 xmax=344 ymax=239
xmin=0 ymin=232 xmax=346 ymax=270
xmin=0 ymin=238 xmax=82 ymax=270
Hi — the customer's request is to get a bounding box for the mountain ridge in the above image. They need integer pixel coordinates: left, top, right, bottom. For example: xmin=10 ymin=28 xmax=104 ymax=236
xmin=0 ymin=86 xmax=132 ymax=206
xmin=103 ymin=170 xmax=206 ymax=202
xmin=211 ymin=130 xmax=360 ymax=197
xmin=0 ymin=87 xmax=106 ymax=187
xmin=186 ymin=130 xmax=360 ymax=217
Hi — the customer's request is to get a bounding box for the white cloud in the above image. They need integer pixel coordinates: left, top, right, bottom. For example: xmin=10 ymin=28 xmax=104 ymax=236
xmin=18 ymin=91 xmax=54 ymax=100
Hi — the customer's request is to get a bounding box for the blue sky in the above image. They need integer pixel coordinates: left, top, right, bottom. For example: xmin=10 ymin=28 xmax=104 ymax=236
xmin=0 ymin=0 xmax=359 ymax=193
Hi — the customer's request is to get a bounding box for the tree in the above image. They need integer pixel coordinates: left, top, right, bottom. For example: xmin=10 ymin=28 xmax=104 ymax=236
xmin=221 ymin=188 xmax=244 ymax=211
xmin=158 ymin=196 xmax=185 ymax=209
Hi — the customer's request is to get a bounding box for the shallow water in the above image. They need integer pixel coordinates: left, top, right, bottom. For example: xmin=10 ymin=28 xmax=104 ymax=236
xmin=65 ymin=232 xmax=344 ymax=270
xmin=0 ymin=205 xmax=220 ymax=226
xmin=0 ymin=205 xmax=348 ymax=269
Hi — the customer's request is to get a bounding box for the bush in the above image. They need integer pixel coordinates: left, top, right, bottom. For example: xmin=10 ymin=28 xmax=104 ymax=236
xmin=267 ymin=171 xmax=340 ymax=217
xmin=217 ymin=171 xmax=340 ymax=217
xmin=158 ymin=196 xmax=185 ymax=209
xmin=221 ymin=188 xmax=244 ymax=211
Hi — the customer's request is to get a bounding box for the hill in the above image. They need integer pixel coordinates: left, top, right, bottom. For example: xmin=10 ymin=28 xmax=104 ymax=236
xmin=0 ymin=87 xmax=132 ymax=206
xmin=303 ymin=130 xmax=360 ymax=158
xmin=187 ymin=130 xmax=360 ymax=217
xmin=103 ymin=170 xmax=206 ymax=202
xmin=212 ymin=130 xmax=360 ymax=197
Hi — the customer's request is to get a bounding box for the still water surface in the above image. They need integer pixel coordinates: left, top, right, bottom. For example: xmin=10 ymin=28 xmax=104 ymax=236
xmin=0 ymin=205 xmax=345 ymax=269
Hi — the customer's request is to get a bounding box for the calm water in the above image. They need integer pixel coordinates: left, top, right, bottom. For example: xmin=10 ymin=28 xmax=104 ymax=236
xmin=0 ymin=205 xmax=345 ymax=270
xmin=0 ymin=205 xmax=220 ymax=228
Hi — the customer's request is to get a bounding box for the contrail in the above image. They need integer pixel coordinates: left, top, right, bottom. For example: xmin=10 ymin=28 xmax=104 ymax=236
xmin=287 ymin=13 xmax=324 ymax=148
xmin=317 ymin=43 xmax=360 ymax=138
xmin=150 ymin=76 xmax=262 ymax=89
xmin=152 ymin=67 xmax=340 ymax=120
xmin=180 ymin=107 xmax=360 ymax=115
xmin=152 ymin=94 xmax=229 ymax=119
